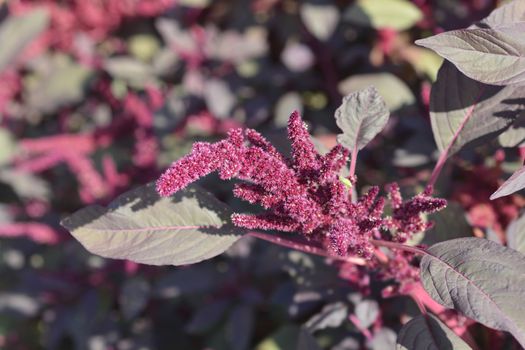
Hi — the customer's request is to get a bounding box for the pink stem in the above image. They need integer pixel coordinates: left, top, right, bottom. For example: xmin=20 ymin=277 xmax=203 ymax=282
xmin=248 ymin=231 xmax=366 ymax=266
xmin=349 ymin=314 xmax=373 ymax=341
xmin=349 ymin=145 xmax=358 ymax=180
xmin=428 ymin=87 xmax=485 ymax=189
xmin=409 ymin=291 xmax=427 ymax=316
xmin=370 ymin=239 xmax=427 ymax=256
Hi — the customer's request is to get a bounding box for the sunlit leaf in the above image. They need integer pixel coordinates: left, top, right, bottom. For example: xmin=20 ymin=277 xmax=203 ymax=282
xmin=61 ymin=183 xmax=245 ymax=266
xmin=491 ymin=165 xmax=525 ymax=199
xmin=344 ymin=0 xmax=422 ymax=30
xmin=480 ymin=0 xmax=525 ymax=28
xmin=336 ymin=86 xmax=390 ymax=152
xmin=300 ymin=4 xmax=339 ymax=41
xmin=305 ymin=302 xmax=348 ymax=332
xmin=507 ymin=213 xmax=525 ymax=254
xmin=338 ymin=73 xmax=415 ymax=112
xmin=420 ymin=237 xmax=525 ymax=347
xmin=416 ymin=23 xmax=525 ymax=86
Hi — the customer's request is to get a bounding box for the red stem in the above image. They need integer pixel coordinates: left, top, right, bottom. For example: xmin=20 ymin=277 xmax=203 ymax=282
xmin=248 ymin=231 xmax=366 ymax=266
xmin=409 ymin=291 xmax=427 ymax=316
xmin=349 ymin=145 xmax=358 ymax=180
xmin=428 ymin=87 xmax=485 ymax=189
xmin=370 ymin=239 xmax=427 ymax=256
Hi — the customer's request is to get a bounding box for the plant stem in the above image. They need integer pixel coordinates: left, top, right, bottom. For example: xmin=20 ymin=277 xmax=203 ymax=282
xmin=349 ymin=145 xmax=358 ymax=180
xmin=427 ymin=86 xmax=485 ymax=189
xmin=248 ymin=231 xmax=367 ymax=265
xmin=409 ymin=291 xmax=427 ymax=316
xmin=370 ymin=239 xmax=427 ymax=255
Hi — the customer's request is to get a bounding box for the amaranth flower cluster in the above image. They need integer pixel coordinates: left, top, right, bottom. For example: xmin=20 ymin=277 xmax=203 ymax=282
xmin=157 ymin=111 xmax=446 ymax=258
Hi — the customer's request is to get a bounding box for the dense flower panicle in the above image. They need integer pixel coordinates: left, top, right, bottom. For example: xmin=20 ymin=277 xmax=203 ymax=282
xmin=157 ymin=111 xmax=446 ymax=258
xmin=385 ymin=184 xmax=447 ymax=242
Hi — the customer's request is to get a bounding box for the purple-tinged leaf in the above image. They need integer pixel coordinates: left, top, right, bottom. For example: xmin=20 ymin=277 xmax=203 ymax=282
xmin=416 ymin=23 xmax=525 ymax=86
xmin=429 ymin=61 xmax=523 ymax=156
xmin=335 ymin=86 xmax=389 ymax=152
xmin=61 ymin=183 xmax=245 ymax=266
xmin=397 ymin=313 xmax=471 ymax=350
xmin=491 ymin=165 xmax=525 ymax=200
xmin=479 ymin=0 xmax=525 ymax=28
xmin=507 ymin=213 xmax=525 ymax=254
xmin=420 ymin=237 xmax=525 ymax=347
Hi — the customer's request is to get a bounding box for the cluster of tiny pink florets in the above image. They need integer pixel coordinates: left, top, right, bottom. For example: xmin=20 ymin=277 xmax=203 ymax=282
xmin=157 ymin=111 xmax=446 ymax=258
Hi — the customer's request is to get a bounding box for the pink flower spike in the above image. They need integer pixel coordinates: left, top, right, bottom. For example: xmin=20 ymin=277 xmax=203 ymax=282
xmin=287 ymin=110 xmax=322 ymax=174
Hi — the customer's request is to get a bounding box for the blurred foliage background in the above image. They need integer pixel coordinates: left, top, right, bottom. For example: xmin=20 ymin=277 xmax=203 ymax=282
xmin=0 ymin=0 xmax=522 ymax=349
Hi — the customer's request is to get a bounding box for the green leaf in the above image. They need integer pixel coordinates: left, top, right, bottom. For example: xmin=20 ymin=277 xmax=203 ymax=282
xmin=255 ymin=325 xmax=300 ymax=350
xmin=397 ymin=313 xmax=471 ymax=350
xmin=420 ymin=237 xmax=525 ymax=347
xmin=416 ymin=23 xmax=525 ymax=86
xmin=490 ymin=165 xmax=525 ymax=199
xmin=344 ymin=0 xmax=422 ymax=31
xmin=429 ymin=61 xmax=523 ymax=156
xmin=338 ymin=73 xmax=415 ymax=112
xmin=0 ymin=9 xmax=49 ymax=72
xmin=0 ymin=129 xmax=17 ymax=166
xmin=507 ymin=213 xmax=525 ymax=254
xmin=335 ymin=86 xmax=390 ymax=152
xmin=25 ymin=54 xmax=93 ymax=114
xmin=104 ymin=57 xmax=156 ymax=88
xmin=61 ymin=183 xmax=245 ymax=266
xmin=300 ymin=4 xmax=340 ymax=41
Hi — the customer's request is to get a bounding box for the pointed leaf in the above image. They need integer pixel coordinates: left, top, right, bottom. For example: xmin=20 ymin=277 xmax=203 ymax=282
xmin=397 ymin=313 xmax=471 ymax=350
xmin=490 ymin=165 xmax=525 ymax=199
xmin=305 ymin=302 xmax=348 ymax=332
xmin=480 ymin=0 xmax=525 ymax=28
xmin=416 ymin=23 xmax=525 ymax=86
xmin=344 ymin=0 xmax=422 ymax=30
xmin=0 ymin=9 xmax=49 ymax=71
xmin=429 ymin=61 xmax=524 ymax=155
xmin=507 ymin=213 xmax=525 ymax=254
xmin=61 ymin=183 xmax=245 ymax=266
xmin=336 ymin=86 xmax=389 ymax=152
xmin=420 ymin=237 xmax=525 ymax=347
